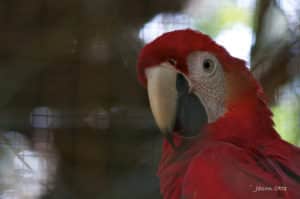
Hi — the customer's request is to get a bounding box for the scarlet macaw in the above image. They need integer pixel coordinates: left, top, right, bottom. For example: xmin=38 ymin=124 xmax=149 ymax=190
xmin=137 ymin=30 xmax=300 ymax=199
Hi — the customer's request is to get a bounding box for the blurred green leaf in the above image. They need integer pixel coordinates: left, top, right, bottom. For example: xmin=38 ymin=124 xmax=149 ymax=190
xmin=272 ymin=100 xmax=300 ymax=146
xmin=195 ymin=4 xmax=252 ymax=37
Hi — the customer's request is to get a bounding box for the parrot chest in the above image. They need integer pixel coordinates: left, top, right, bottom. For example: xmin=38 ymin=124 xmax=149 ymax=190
xmin=157 ymin=141 xmax=209 ymax=199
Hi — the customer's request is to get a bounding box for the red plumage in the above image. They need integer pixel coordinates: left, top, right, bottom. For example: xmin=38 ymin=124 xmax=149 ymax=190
xmin=137 ymin=29 xmax=300 ymax=199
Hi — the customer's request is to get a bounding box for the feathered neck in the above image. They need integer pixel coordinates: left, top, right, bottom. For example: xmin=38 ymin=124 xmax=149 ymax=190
xmin=206 ymin=95 xmax=280 ymax=147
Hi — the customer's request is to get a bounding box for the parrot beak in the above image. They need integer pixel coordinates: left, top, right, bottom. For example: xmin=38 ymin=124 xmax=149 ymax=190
xmin=145 ymin=62 xmax=208 ymax=147
xmin=145 ymin=64 xmax=178 ymax=136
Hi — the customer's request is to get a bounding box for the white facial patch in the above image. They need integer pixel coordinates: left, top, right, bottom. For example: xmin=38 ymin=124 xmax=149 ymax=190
xmin=186 ymin=51 xmax=226 ymax=123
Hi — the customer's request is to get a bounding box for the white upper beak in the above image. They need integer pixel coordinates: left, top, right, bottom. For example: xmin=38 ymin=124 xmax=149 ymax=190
xmin=145 ymin=63 xmax=178 ymax=135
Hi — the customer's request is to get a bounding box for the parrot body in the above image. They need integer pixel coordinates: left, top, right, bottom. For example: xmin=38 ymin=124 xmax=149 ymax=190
xmin=137 ymin=29 xmax=300 ymax=199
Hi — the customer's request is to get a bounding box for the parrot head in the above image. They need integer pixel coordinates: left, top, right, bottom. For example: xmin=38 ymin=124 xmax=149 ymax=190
xmin=137 ymin=29 xmax=267 ymax=145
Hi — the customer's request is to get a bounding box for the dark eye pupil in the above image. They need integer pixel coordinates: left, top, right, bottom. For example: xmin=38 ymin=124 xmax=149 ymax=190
xmin=203 ymin=59 xmax=215 ymax=73
xmin=203 ymin=60 xmax=211 ymax=69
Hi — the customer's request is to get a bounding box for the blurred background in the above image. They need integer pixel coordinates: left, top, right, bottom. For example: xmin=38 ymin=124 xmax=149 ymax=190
xmin=0 ymin=0 xmax=299 ymax=198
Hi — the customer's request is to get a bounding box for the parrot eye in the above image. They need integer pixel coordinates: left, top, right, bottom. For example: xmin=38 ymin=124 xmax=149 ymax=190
xmin=202 ymin=58 xmax=216 ymax=74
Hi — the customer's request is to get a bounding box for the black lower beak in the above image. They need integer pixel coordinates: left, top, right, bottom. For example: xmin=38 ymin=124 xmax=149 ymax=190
xmin=166 ymin=74 xmax=208 ymax=147
xmin=174 ymin=90 xmax=208 ymax=137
